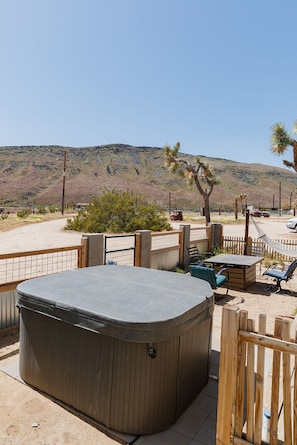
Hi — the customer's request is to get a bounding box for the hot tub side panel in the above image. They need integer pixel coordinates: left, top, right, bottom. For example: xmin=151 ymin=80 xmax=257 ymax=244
xmin=176 ymin=316 xmax=212 ymax=417
xmin=109 ymin=336 xmax=180 ymax=434
xmin=19 ymin=309 xmax=182 ymax=434
xmin=19 ymin=298 xmax=213 ymax=435
xmin=19 ymin=308 xmax=114 ymax=427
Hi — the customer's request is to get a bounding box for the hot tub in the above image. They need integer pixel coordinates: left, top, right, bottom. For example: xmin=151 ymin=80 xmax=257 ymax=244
xmin=17 ymin=265 xmax=214 ymax=435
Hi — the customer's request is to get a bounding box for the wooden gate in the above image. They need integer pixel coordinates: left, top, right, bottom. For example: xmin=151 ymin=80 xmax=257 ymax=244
xmin=216 ymin=307 xmax=297 ymax=444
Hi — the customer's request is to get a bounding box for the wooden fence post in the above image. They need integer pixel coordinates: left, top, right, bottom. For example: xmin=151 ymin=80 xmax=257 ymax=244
xmin=254 ymin=314 xmax=266 ymax=444
xmin=270 ymin=318 xmax=282 ymax=445
xmin=235 ymin=310 xmax=248 ymax=437
xmin=216 ymin=306 xmax=239 ymax=445
xmin=80 ymin=236 xmax=88 ymax=268
xmin=282 ymin=319 xmax=293 ymax=445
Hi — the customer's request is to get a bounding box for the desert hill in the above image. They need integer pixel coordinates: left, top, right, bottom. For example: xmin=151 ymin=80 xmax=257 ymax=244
xmin=0 ymin=144 xmax=296 ymax=211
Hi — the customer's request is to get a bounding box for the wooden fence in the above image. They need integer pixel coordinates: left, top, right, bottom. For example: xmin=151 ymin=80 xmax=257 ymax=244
xmin=216 ymin=307 xmax=297 ymax=445
xmin=223 ymin=236 xmax=297 ymax=263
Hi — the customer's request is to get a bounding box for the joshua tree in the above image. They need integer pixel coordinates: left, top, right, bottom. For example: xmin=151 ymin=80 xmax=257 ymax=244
xmin=234 ymin=193 xmax=248 ymax=220
xmin=238 ymin=193 xmax=247 ymax=215
xmin=164 ymin=142 xmax=220 ymax=224
xmin=270 ymin=122 xmax=297 ymax=173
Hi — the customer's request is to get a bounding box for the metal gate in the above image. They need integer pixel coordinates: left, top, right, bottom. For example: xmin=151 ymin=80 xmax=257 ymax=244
xmin=104 ymin=234 xmax=136 ymax=266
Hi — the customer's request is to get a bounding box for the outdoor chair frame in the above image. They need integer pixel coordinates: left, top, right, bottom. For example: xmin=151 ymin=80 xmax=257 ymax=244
xmin=263 ymin=258 xmax=297 ymax=293
xmin=187 ymin=245 xmax=213 ymax=265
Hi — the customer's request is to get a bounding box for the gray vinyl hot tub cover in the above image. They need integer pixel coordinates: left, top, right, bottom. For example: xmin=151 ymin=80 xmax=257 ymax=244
xmin=17 ymin=265 xmax=214 ymax=342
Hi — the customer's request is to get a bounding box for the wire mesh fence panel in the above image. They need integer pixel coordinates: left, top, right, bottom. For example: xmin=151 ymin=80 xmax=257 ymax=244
xmin=151 ymin=232 xmax=180 ymax=250
xmin=189 ymin=227 xmax=209 ymax=242
xmin=0 ymin=248 xmax=80 ymax=285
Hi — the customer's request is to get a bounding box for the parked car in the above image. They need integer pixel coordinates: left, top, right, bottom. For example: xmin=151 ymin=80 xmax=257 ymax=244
xmin=250 ymin=210 xmax=262 ymax=217
xmin=286 ymin=217 xmax=297 ymax=232
xmin=261 ymin=211 xmax=270 ymax=217
xmin=170 ymin=210 xmax=183 ymax=221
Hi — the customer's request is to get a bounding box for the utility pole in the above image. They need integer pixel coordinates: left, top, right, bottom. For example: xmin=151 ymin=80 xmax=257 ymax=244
xmin=244 ymin=209 xmax=249 ymax=255
xmin=61 ymin=150 xmax=66 ymax=215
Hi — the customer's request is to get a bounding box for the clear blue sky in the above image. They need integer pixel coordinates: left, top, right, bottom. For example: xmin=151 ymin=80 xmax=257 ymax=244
xmin=1 ymin=0 xmax=297 ymax=168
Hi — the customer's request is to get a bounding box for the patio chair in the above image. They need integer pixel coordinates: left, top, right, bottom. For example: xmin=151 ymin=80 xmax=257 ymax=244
xmin=187 ymin=245 xmax=213 ymax=265
xmin=190 ymin=264 xmax=229 ymax=295
xmin=263 ymin=259 xmax=297 ymax=292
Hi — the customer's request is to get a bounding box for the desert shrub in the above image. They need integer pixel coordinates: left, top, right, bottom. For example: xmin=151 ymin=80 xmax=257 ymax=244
xmin=48 ymin=204 xmax=56 ymax=213
xmin=17 ymin=208 xmax=31 ymax=218
xmin=65 ymin=189 xmax=171 ymax=233
xmin=37 ymin=205 xmax=47 ymax=215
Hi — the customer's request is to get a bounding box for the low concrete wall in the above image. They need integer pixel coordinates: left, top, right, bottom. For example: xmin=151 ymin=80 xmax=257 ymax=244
xmin=151 ymin=247 xmax=180 ymax=271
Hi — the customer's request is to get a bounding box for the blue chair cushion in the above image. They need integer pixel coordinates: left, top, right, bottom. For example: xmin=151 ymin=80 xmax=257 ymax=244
xmin=264 ymin=270 xmax=285 ymax=280
xmin=216 ymin=273 xmax=227 ymax=287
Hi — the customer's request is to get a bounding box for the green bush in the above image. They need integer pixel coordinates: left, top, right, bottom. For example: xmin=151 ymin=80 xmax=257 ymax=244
xmin=48 ymin=204 xmax=56 ymax=213
xmin=37 ymin=205 xmax=47 ymax=215
xmin=17 ymin=208 xmax=31 ymax=218
xmin=65 ymin=189 xmax=172 ymax=233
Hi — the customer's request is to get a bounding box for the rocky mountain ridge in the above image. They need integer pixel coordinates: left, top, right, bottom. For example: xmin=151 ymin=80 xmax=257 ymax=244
xmin=0 ymin=144 xmax=296 ymax=210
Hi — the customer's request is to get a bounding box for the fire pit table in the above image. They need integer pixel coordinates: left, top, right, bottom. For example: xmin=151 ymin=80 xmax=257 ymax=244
xmin=203 ymin=253 xmax=264 ymax=290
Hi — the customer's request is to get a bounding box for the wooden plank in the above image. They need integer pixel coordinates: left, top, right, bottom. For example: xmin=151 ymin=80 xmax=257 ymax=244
xmin=246 ymin=318 xmax=255 ymax=442
xmin=234 ymin=437 xmax=255 ymax=445
xmin=213 ymin=264 xmax=257 ymax=290
xmin=270 ymin=318 xmax=282 ymax=445
xmin=216 ymin=307 xmax=239 ymax=445
xmin=213 ymin=265 xmax=246 ymax=290
xmin=282 ymin=319 xmax=292 ymax=445
xmin=0 ymin=245 xmax=82 ymax=259
xmin=254 ymin=314 xmax=266 ymax=445
xmin=235 ymin=310 xmax=248 ymax=437
xmin=239 ymin=331 xmax=297 ymax=355
xmin=244 ymin=265 xmax=256 ymax=288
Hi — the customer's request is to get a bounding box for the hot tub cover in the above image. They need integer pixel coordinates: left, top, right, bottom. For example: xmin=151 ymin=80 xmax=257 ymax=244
xmin=17 ymin=265 xmax=213 ymax=342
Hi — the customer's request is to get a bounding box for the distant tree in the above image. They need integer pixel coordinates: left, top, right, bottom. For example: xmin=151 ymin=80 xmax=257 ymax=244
xmin=270 ymin=122 xmax=297 ymax=173
xmin=164 ymin=142 xmax=220 ymax=224
xmin=238 ymin=193 xmax=247 ymax=215
xmin=65 ymin=189 xmax=171 ymax=233
xmin=234 ymin=193 xmax=247 ymax=220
